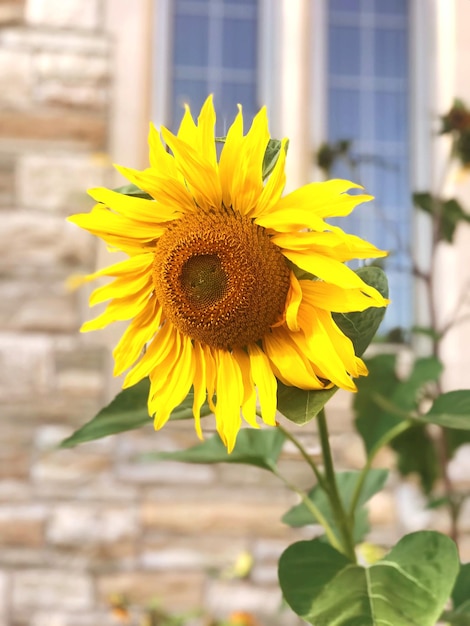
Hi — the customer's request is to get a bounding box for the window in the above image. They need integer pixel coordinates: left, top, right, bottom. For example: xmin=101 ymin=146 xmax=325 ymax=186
xmin=327 ymin=0 xmax=412 ymax=334
xmin=168 ymin=0 xmax=259 ymax=135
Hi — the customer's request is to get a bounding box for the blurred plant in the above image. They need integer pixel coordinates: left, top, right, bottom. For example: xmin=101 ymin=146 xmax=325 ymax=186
xmin=107 ymin=594 xmax=263 ymax=626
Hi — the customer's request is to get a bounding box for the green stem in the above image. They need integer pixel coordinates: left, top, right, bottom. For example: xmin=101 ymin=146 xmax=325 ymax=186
xmin=317 ymin=409 xmax=357 ymax=562
xmin=270 ymin=464 xmax=343 ymax=553
xmin=277 ymin=422 xmax=329 ymax=492
xmin=348 ymin=419 xmax=414 ymax=519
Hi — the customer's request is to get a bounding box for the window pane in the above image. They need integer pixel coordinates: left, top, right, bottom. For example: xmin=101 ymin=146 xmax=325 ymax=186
xmin=222 ymin=17 xmax=257 ymax=69
xmin=329 ymin=26 xmax=361 ymax=76
xmin=374 ymin=92 xmax=408 ymax=141
xmin=330 ymin=0 xmax=361 ymax=12
xmin=374 ymin=28 xmax=407 ymax=78
xmin=374 ymin=0 xmax=407 ymax=15
xmin=174 ymin=14 xmax=209 ymax=66
xmin=328 ymin=88 xmax=361 ymax=141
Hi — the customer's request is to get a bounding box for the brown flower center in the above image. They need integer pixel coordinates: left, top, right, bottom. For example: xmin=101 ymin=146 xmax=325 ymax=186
xmin=152 ymin=208 xmax=291 ymax=350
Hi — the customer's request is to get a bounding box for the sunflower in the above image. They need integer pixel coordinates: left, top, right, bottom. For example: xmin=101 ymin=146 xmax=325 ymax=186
xmin=69 ymin=96 xmax=388 ymax=451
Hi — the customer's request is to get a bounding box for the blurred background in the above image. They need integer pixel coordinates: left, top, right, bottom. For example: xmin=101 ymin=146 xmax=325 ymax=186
xmin=1 ymin=0 xmax=470 ymax=624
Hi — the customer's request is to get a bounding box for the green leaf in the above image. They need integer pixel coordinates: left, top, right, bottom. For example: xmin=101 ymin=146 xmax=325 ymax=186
xmin=113 ymin=183 xmax=153 ymax=200
xmin=146 ymin=428 xmax=286 ymax=472
xmin=282 ymin=469 xmax=388 ymax=543
xmin=60 ymin=381 xmax=210 ymax=448
xmin=262 ymin=138 xmax=289 ymax=179
xmin=354 ymin=355 xmax=442 ymax=493
xmin=276 ymin=385 xmax=337 ymax=426
xmin=412 ymin=193 xmax=470 ymax=243
xmin=452 ymin=563 xmax=470 ymax=610
xmin=413 ymin=192 xmax=433 ymax=214
xmin=422 ymin=390 xmax=470 ymax=430
xmin=278 ymin=266 xmax=389 ymax=426
xmin=279 ymin=531 xmax=459 ymax=626
xmin=333 ymin=266 xmax=389 ymax=358
xmin=441 ymin=198 xmax=470 ymax=243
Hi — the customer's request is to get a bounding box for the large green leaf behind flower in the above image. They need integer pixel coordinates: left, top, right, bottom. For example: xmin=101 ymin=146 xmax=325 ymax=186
xmin=279 ymin=531 xmax=459 ymax=626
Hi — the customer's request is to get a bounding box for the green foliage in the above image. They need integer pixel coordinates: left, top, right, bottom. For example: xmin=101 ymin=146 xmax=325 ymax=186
xmin=113 ymin=183 xmax=153 ymax=199
xmin=278 ymin=266 xmax=388 ymax=426
xmin=60 ymin=381 xmax=210 ymax=448
xmin=282 ymin=469 xmax=388 ymax=543
xmin=413 ymin=193 xmax=470 ymax=243
xmin=422 ymin=390 xmax=470 ymax=430
xmin=278 ymin=531 xmax=459 ymax=626
xmin=354 ymin=354 xmax=442 ymax=493
xmin=441 ymin=563 xmax=470 ymax=624
xmin=262 ymin=138 xmax=289 ymax=179
xmin=145 ymin=429 xmax=286 ymax=472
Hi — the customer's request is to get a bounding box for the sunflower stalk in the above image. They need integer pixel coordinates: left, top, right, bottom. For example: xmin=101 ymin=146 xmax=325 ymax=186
xmin=269 ymin=464 xmax=343 ymax=553
xmin=316 ymin=408 xmax=357 ymax=562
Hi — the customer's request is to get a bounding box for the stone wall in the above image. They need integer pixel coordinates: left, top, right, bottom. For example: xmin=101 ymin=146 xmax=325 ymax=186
xmin=0 ymin=1 xmax=468 ymax=626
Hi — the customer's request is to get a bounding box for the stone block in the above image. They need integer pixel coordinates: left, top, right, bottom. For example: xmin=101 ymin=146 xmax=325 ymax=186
xmin=140 ymin=500 xmax=295 ymax=538
xmin=205 ymin=580 xmax=282 ymax=617
xmin=0 ymin=505 xmax=46 ymax=547
xmin=36 ymin=51 xmax=108 ymax=82
xmin=0 ymin=280 xmax=79 ymax=333
xmin=31 ymin=448 xmax=111 ymax=484
xmin=1 ymin=28 xmax=109 ymax=56
xmin=139 ymin=535 xmax=248 ymax=571
xmin=17 ymin=152 xmax=109 ymax=213
xmin=0 ymin=49 xmax=31 ymax=108
xmin=25 ymin=0 xmax=99 ymax=29
xmin=1 ymin=211 xmax=95 ymax=277
xmin=0 ymin=570 xmax=9 ymax=622
xmin=0 ymin=333 xmax=53 ymax=400
xmin=97 ymin=571 xmax=204 ymax=610
xmin=0 ymin=111 xmax=107 ymax=147
xmin=0 ymin=0 xmax=25 ymax=25
xmin=0 ymin=154 xmax=14 ymax=206
xmin=47 ymin=503 xmax=138 ymax=546
xmin=12 ymin=569 xmax=93 ymax=610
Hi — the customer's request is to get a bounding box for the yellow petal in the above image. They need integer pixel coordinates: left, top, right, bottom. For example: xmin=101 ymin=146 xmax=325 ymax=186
xmin=232 ymin=347 xmax=258 ymax=428
xmin=255 ymin=138 xmax=287 ymax=217
xmin=88 ymin=187 xmax=179 ymax=223
xmin=300 ymin=279 xmax=386 ymax=313
xmin=280 ymin=249 xmax=386 ymax=305
xmin=214 ymin=350 xmax=243 ymax=452
xmin=219 ymin=106 xmax=243 ymax=208
xmin=230 ymin=107 xmax=269 ymax=216
xmin=148 ymin=122 xmax=179 ymax=177
xmin=192 ymin=341 xmax=208 ymax=439
xmin=247 ymin=344 xmax=277 ymax=426
xmin=123 ymin=321 xmax=179 ymax=388
xmin=149 ymin=334 xmax=195 ymax=430
xmin=197 ymin=95 xmax=217 ymax=169
xmin=68 ymin=204 xmax=166 ymax=243
xmin=284 ymin=271 xmax=303 ymax=331
xmin=263 ymin=326 xmax=324 ymax=390
xmin=112 ymin=166 xmax=196 ymax=215
xmin=113 ymin=298 xmax=163 ymax=376
xmin=296 ymin=307 xmax=357 ymax=391
xmin=80 ymin=284 xmax=152 ymax=332
xmin=89 ymin=260 xmax=153 ymax=307
xmin=177 ymin=103 xmax=198 ymax=145
xmin=161 ymin=127 xmax=222 ymax=209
